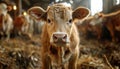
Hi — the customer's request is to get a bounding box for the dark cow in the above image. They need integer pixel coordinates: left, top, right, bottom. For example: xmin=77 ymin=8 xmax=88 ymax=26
xmin=28 ymin=3 xmax=90 ymax=69
xmin=76 ymin=17 xmax=92 ymax=37
xmin=77 ymin=13 xmax=103 ymax=40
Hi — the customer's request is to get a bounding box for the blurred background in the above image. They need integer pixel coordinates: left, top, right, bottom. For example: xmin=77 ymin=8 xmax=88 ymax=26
xmin=1 ymin=0 xmax=120 ymax=18
xmin=0 ymin=1 xmax=119 ymax=69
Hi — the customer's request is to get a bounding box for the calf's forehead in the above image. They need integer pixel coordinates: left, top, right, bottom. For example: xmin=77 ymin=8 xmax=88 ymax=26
xmin=47 ymin=6 xmax=72 ymax=21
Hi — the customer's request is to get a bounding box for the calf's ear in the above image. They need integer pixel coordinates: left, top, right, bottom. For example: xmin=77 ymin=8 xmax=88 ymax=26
xmin=72 ymin=7 xmax=90 ymax=21
xmin=27 ymin=6 xmax=47 ymax=21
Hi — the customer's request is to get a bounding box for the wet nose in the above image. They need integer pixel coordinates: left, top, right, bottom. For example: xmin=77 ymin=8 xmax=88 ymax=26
xmin=52 ymin=32 xmax=68 ymax=43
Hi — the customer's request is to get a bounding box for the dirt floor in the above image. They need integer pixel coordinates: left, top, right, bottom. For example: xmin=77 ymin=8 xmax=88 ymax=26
xmin=0 ymin=34 xmax=119 ymax=69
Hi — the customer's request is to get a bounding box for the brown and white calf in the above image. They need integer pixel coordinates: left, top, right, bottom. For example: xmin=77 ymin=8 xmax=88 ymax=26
xmin=13 ymin=14 xmax=34 ymax=37
xmin=28 ymin=3 xmax=90 ymax=69
xmin=0 ymin=3 xmax=13 ymax=40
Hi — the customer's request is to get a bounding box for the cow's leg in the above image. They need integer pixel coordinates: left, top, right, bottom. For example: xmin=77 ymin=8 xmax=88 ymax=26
xmin=21 ymin=24 xmax=25 ymax=35
xmin=97 ymin=27 xmax=102 ymax=40
xmin=42 ymin=55 xmax=51 ymax=69
xmin=27 ymin=24 xmax=33 ymax=38
xmin=24 ymin=25 xmax=28 ymax=34
xmin=62 ymin=63 xmax=68 ymax=69
xmin=21 ymin=25 xmax=27 ymax=36
xmin=0 ymin=31 xmax=4 ymax=39
xmin=68 ymin=53 xmax=78 ymax=69
xmin=5 ymin=24 xmax=11 ymax=41
xmin=6 ymin=31 xmax=10 ymax=41
xmin=28 ymin=21 xmax=34 ymax=36
xmin=106 ymin=24 xmax=115 ymax=42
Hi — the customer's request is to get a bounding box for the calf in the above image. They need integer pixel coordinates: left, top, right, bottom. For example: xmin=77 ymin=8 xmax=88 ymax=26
xmin=76 ymin=17 xmax=92 ymax=37
xmin=91 ymin=11 xmax=120 ymax=42
xmin=77 ymin=13 xmax=103 ymax=40
xmin=0 ymin=3 xmax=13 ymax=40
xmin=89 ymin=13 xmax=103 ymax=39
xmin=13 ymin=14 xmax=34 ymax=37
xmin=28 ymin=3 xmax=90 ymax=69
xmin=33 ymin=20 xmax=44 ymax=34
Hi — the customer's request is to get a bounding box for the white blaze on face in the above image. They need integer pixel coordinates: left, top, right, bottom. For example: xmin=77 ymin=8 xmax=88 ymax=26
xmin=56 ymin=11 xmax=72 ymax=32
xmin=90 ymin=13 xmax=103 ymax=26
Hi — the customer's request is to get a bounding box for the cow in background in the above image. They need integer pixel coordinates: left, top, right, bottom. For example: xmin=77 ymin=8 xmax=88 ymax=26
xmin=0 ymin=3 xmax=13 ymax=40
xmin=33 ymin=19 xmax=44 ymax=34
xmin=88 ymin=13 xmax=104 ymax=39
xmin=13 ymin=13 xmax=34 ymax=38
xmin=76 ymin=17 xmax=92 ymax=37
xmin=91 ymin=11 xmax=120 ymax=42
xmin=77 ymin=13 xmax=103 ymax=40
xmin=28 ymin=3 xmax=90 ymax=69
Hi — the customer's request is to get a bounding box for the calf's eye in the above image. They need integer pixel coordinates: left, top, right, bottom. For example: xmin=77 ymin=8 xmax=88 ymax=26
xmin=68 ymin=19 xmax=73 ymax=23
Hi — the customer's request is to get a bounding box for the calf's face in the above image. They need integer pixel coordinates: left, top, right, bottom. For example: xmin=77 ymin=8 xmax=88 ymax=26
xmin=0 ymin=3 xmax=12 ymax=16
xmin=90 ymin=13 xmax=104 ymax=26
xmin=47 ymin=6 xmax=73 ymax=46
xmin=28 ymin=4 xmax=90 ymax=46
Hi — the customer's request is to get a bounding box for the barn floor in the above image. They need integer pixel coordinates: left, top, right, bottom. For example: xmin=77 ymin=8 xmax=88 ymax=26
xmin=0 ymin=34 xmax=119 ymax=69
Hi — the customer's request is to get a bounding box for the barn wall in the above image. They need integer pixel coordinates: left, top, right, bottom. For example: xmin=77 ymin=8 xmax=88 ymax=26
xmin=103 ymin=0 xmax=114 ymax=13
xmin=78 ymin=0 xmax=91 ymax=9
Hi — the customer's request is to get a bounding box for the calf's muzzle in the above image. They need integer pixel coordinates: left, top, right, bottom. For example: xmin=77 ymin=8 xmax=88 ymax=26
xmin=52 ymin=32 xmax=69 ymax=45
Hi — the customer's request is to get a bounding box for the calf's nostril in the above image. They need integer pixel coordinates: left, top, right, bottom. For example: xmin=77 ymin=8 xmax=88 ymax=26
xmin=53 ymin=35 xmax=58 ymax=42
xmin=62 ymin=34 xmax=67 ymax=40
xmin=53 ymin=35 xmax=58 ymax=39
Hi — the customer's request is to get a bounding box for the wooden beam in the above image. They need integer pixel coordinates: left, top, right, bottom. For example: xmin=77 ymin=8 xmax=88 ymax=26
xmin=23 ymin=0 xmax=30 ymax=6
